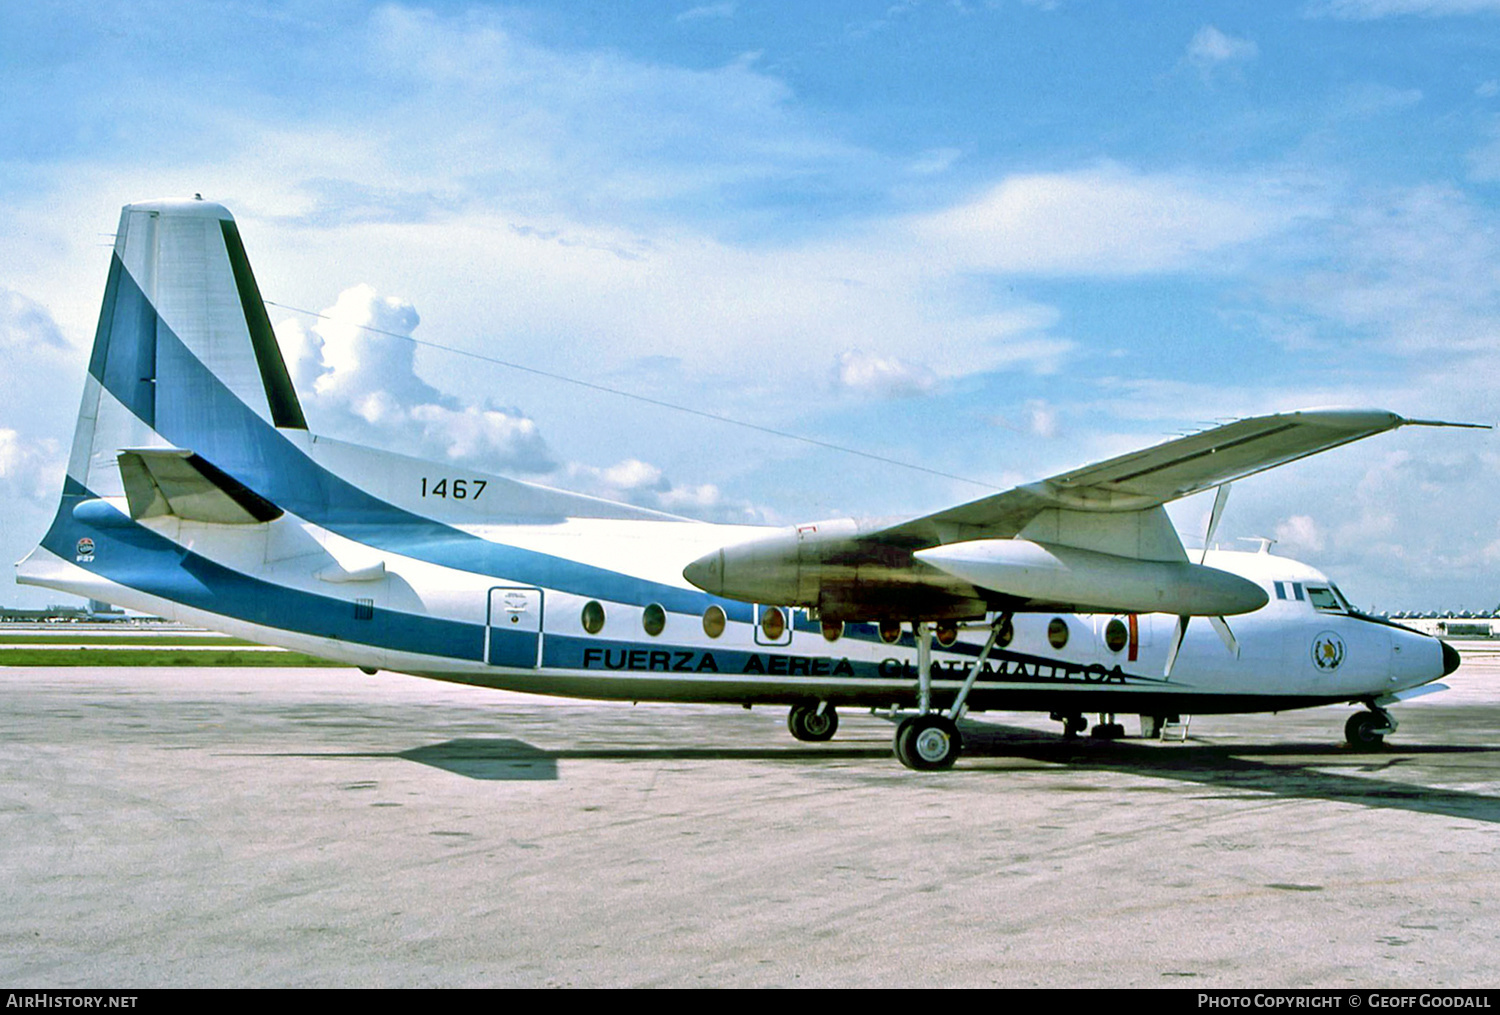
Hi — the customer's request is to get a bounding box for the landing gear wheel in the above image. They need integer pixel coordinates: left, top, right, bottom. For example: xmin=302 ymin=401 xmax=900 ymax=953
xmin=1090 ymin=722 xmax=1126 ymax=739
xmin=1345 ymin=710 xmax=1388 ymax=751
xmin=893 ymin=716 xmax=916 ymax=767
xmin=894 ymin=715 xmax=961 ymax=771
xmin=787 ymin=703 xmax=839 ymax=742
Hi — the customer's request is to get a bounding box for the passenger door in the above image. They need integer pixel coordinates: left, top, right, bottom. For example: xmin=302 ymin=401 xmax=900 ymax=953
xmin=486 ymin=586 xmax=544 ymax=668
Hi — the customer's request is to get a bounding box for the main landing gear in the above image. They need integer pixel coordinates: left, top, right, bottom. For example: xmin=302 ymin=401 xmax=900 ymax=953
xmin=1345 ymin=706 xmax=1396 ymax=751
xmin=787 ymin=702 xmax=839 ymax=742
xmin=894 ymin=714 xmax=960 ymax=770
xmin=891 ymin=613 xmax=1012 ymax=772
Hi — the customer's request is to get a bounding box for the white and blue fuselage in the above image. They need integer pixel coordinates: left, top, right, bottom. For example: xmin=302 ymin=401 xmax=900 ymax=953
xmin=15 ymin=198 xmax=1461 ymax=765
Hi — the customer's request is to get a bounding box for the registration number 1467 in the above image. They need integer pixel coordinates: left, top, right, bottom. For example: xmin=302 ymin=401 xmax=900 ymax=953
xmin=420 ymin=478 xmax=488 ymax=500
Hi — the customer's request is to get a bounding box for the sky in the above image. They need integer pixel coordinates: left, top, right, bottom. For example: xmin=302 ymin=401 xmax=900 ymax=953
xmin=3 ymin=0 xmax=1500 ymax=611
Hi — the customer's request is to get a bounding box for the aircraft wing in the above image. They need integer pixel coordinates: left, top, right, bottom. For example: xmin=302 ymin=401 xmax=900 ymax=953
xmin=872 ymin=409 xmax=1477 ymax=548
xmin=683 ymin=407 xmax=1483 ymax=620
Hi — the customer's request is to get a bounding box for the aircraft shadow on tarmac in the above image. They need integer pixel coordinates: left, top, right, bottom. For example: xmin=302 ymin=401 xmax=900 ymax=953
xmin=398 ymin=725 xmax=1500 ymax=824
xmin=397 ymin=738 xmax=892 ymax=781
xmin=958 ymin=720 xmax=1500 ymax=824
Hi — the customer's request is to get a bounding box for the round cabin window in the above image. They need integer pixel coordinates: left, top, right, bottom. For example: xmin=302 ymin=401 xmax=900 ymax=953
xmin=821 ymin=618 xmax=843 ymax=642
xmin=936 ymin=622 xmax=959 ymax=647
xmin=581 ymin=600 xmax=605 ymax=635
xmin=702 ymin=604 xmax=726 ymax=639
xmin=1104 ymin=618 xmax=1128 ymax=653
xmin=879 ymin=619 xmax=903 ymax=645
xmin=643 ymin=603 xmax=666 ymax=637
xmin=1047 ymin=617 xmax=1070 ymax=650
xmin=761 ymin=606 xmax=786 ymax=640
xmin=996 ymin=616 xmax=1014 ymax=648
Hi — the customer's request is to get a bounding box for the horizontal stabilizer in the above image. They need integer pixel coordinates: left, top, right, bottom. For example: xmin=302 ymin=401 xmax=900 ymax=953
xmin=118 ymin=448 xmax=283 ymax=524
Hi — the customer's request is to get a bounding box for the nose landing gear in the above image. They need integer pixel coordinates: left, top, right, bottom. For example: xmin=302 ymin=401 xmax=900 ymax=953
xmin=1345 ymin=707 xmax=1396 ymax=750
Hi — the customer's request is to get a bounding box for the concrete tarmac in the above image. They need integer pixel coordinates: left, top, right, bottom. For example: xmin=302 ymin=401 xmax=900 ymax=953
xmin=2 ymin=651 xmax=1499 ymax=988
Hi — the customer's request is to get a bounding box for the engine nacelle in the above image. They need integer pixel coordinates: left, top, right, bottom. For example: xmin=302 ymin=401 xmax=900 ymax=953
xmin=681 ymin=519 xmax=987 ymax=620
xmin=913 ymin=539 xmax=1268 ymax=616
xmin=683 ymin=521 xmax=1268 ymax=619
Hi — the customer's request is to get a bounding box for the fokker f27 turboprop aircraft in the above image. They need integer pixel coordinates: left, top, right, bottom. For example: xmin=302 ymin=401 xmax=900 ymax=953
xmin=18 ymin=198 xmax=1474 ymax=770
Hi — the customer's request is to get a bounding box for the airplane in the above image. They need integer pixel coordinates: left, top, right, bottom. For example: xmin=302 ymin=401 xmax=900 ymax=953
xmin=15 ymin=197 xmax=1476 ymax=771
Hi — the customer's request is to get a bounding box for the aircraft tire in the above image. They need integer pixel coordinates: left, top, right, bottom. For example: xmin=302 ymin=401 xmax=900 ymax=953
xmin=787 ymin=703 xmax=838 ymax=742
xmin=1345 ymin=711 xmax=1387 ymax=750
xmin=896 ymin=715 xmax=961 ymax=771
xmin=892 ymin=716 xmax=916 ymax=766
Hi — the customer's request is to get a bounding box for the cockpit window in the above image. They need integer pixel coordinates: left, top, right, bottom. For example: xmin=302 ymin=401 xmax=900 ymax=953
xmin=1305 ymin=586 xmax=1344 ymax=613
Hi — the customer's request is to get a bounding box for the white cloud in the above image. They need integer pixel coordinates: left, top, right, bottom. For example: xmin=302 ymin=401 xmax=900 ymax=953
xmin=908 ymin=147 xmax=962 ymax=176
xmin=276 ymin=285 xmax=768 ymax=523
xmin=0 ymin=429 xmax=64 ymax=506
xmin=984 ymin=399 xmax=1063 ymax=439
xmin=1256 ymin=183 xmax=1500 ymax=358
xmin=1026 ymin=399 xmax=1060 ymax=439
xmin=350 ymin=5 xmax=859 ymax=222
xmin=276 ymin=285 xmax=558 ymax=475
xmin=832 ymin=349 xmax=937 ymax=398
xmin=1186 ymin=27 xmax=1259 ymax=79
xmin=676 ymin=3 xmax=737 ymax=22
xmin=1337 ymin=82 xmax=1424 ymax=117
xmin=1274 ymin=514 xmax=1327 ymax=554
xmin=561 ymin=458 xmax=764 ymax=522
xmin=0 ymin=291 xmax=78 ymax=577
xmin=911 ymin=166 xmax=1300 ymax=276
xmin=240 ymin=203 xmax=1078 ymax=434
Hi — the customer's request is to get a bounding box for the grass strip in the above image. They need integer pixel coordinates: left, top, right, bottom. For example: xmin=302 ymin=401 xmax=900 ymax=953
xmin=0 ymin=635 xmax=259 ymax=646
xmin=0 ymin=648 xmax=347 ymax=667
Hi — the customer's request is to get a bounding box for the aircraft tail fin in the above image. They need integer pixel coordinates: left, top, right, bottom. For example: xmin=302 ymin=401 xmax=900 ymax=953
xmin=66 ymin=197 xmax=306 ymax=502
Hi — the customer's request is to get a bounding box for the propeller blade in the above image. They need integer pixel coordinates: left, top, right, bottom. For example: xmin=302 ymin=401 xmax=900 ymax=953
xmin=1208 ymin=614 xmax=1240 ymax=657
xmin=1201 ymin=483 xmax=1232 ymax=565
xmin=1163 ymin=615 xmax=1190 ymax=678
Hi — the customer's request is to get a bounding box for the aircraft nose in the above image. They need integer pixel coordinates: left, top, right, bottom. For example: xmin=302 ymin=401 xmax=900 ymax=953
xmin=1441 ymin=639 xmax=1461 ymax=676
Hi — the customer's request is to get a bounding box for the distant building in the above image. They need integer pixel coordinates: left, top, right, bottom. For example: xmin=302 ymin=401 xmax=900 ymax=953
xmin=1388 ymin=613 xmax=1498 ymax=639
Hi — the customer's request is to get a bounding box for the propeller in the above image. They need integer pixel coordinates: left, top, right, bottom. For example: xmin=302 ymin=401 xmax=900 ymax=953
xmin=1163 ymin=483 xmax=1240 ymax=678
